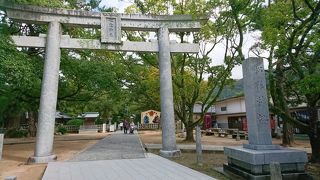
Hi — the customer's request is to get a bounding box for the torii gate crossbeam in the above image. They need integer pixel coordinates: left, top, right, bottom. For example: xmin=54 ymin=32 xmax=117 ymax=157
xmin=0 ymin=1 xmax=206 ymax=164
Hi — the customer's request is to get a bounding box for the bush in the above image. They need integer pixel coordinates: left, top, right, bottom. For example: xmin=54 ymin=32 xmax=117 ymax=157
xmin=57 ymin=125 xmax=67 ymax=135
xmin=66 ymin=119 xmax=83 ymax=127
xmin=5 ymin=128 xmax=28 ymax=138
xmin=95 ymin=118 xmax=104 ymax=125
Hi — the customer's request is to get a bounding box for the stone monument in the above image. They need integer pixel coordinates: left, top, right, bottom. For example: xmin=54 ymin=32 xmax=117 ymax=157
xmin=224 ymin=57 xmax=308 ymax=179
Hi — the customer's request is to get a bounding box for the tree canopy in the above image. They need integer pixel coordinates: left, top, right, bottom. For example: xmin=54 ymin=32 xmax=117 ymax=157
xmin=0 ymin=0 xmax=319 ymax=162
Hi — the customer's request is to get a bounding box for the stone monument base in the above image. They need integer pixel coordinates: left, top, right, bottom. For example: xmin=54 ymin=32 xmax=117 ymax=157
xmin=160 ymin=149 xmax=181 ymax=158
xmin=224 ymin=146 xmax=308 ymax=180
xmin=27 ymin=154 xmax=57 ymax=164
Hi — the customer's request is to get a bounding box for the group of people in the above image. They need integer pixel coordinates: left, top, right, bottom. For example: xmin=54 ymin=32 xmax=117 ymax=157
xmin=123 ymin=120 xmax=135 ymax=134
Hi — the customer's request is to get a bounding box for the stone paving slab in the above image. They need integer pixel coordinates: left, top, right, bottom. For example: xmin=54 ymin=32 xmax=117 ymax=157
xmin=69 ymin=131 xmax=146 ymax=161
xmin=43 ymin=153 xmax=216 ymax=180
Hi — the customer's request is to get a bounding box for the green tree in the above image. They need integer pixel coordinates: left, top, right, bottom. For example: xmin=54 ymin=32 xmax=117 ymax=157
xmin=127 ymin=0 xmax=261 ymax=141
xmin=0 ymin=0 xmax=123 ymax=136
xmin=260 ymin=0 xmax=320 ymax=162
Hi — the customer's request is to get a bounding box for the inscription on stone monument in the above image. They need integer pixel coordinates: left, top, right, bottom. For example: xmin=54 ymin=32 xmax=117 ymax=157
xmin=101 ymin=14 xmax=121 ymax=44
xmin=257 ymin=113 xmax=268 ymax=124
xmin=243 ymin=57 xmax=273 ymax=145
xmin=254 ymin=80 xmax=264 ymax=91
xmin=255 ymin=64 xmax=264 ymax=73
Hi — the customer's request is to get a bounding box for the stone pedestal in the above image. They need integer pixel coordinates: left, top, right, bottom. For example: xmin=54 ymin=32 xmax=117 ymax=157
xmin=28 ymin=154 xmax=57 ymax=164
xmin=224 ymin=146 xmax=308 ymax=179
xmin=223 ymin=58 xmax=308 ymax=179
xmin=159 ymin=149 xmax=181 ymax=157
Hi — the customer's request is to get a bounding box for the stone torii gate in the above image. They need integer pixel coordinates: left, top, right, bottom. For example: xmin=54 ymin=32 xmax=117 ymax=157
xmin=0 ymin=2 xmax=205 ymax=163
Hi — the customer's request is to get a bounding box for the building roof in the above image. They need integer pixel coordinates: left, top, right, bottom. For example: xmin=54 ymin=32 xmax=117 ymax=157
xmin=55 ymin=111 xmax=72 ymax=119
xmin=141 ymin=110 xmax=160 ymax=114
xmin=193 ymin=104 xmax=215 ymax=113
xmin=80 ymin=112 xmax=100 ymax=118
xmin=215 ymin=95 xmax=244 ymax=103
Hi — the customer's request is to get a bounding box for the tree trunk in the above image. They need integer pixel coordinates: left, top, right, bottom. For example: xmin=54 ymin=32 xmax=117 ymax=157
xmin=28 ymin=111 xmax=37 ymax=137
xmin=282 ymin=120 xmax=294 ymax=146
xmin=308 ymin=105 xmax=320 ymax=163
xmin=309 ymin=133 xmax=320 ymax=163
xmin=185 ymin=127 xmax=194 ymax=142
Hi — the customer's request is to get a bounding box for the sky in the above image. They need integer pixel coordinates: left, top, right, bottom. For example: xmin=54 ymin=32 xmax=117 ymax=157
xmin=99 ymin=0 xmax=132 ymax=12
xmin=99 ymin=0 xmax=269 ymax=79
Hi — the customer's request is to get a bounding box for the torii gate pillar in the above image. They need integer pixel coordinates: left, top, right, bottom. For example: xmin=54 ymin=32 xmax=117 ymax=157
xmin=158 ymin=27 xmax=180 ymax=157
xmin=29 ymin=21 xmax=62 ymax=163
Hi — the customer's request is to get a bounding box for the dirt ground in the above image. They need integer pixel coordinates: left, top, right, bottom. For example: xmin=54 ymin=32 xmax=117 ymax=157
xmin=0 ymin=133 xmax=109 ymax=180
xmin=138 ymin=130 xmax=311 ymax=149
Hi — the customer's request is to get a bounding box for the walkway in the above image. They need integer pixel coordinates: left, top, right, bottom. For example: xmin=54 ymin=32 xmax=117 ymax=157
xmin=43 ymin=131 xmax=215 ymax=180
xmin=69 ymin=131 xmax=145 ymax=161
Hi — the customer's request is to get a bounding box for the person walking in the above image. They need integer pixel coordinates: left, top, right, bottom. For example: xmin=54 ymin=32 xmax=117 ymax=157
xmin=123 ymin=120 xmax=128 ymax=134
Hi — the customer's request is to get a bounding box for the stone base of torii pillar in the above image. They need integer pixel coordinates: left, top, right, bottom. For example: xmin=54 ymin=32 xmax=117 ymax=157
xmin=223 ymin=58 xmax=308 ymax=180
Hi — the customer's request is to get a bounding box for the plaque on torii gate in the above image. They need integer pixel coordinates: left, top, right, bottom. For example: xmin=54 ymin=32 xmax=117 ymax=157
xmin=0 ymin=1 xmax=207 ymax=163
xmin=100 ymin=14 xmax=121 ymax=44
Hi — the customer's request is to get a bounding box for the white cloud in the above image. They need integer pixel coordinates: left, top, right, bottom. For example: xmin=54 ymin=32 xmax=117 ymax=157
xmin=208 ymin=31 xmax=269 ymax=79
xmin=99 ymin=0 xmax=133 ymax=13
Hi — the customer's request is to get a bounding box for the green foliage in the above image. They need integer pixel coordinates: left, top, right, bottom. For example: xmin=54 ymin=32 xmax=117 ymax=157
xmin=95 ymin=118 xmax=104 ymax=125
xmin=5 ymin=128 xmax=28 ymax=138
xmin=1 ymin=0 xmax=124 ymax=129
xmin=14 ymin=0 xmax=64 ymax=8
xmin=14 ymin=0 xmax=103 ymax=10
xmin=260 ymin=0 xmax=320 ymax=159
xmin=66 ymin=119 xmax=83 ymax=127
xmin=0 ymin=24 xmax=42 ymax=125
xmin=56 ymin=125 xmax=67 ymax=135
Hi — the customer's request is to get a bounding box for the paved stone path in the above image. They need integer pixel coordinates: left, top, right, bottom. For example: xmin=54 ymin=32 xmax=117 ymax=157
xmin=43 ymin=131 xmax=215 ymax=180
xmin=69 ymin=131 xmax=145 ymax=161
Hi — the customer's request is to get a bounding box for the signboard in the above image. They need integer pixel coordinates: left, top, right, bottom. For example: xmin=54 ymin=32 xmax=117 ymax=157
xmin=101 ymin=13 xmax=121 ymax=44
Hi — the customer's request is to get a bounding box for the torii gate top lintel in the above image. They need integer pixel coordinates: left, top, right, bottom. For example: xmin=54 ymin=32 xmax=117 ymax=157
xmin=1 ymin=1 xmax=207 ymax=53
xmin=1 ymin=1 xmax=206 ymax=32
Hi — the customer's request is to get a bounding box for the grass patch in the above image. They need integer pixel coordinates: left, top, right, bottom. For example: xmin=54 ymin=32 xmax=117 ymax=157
xmin=149 ymin=150 xmax=229 ymax=179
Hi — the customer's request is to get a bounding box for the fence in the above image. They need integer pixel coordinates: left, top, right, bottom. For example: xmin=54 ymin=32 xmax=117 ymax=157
xmin=63 ymin=125 xmax=79 ymax=133
xmin=75 ymin=124 xmax=104 ymax=132
xmin=137 ymin=123 xmax=160 ymax=130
